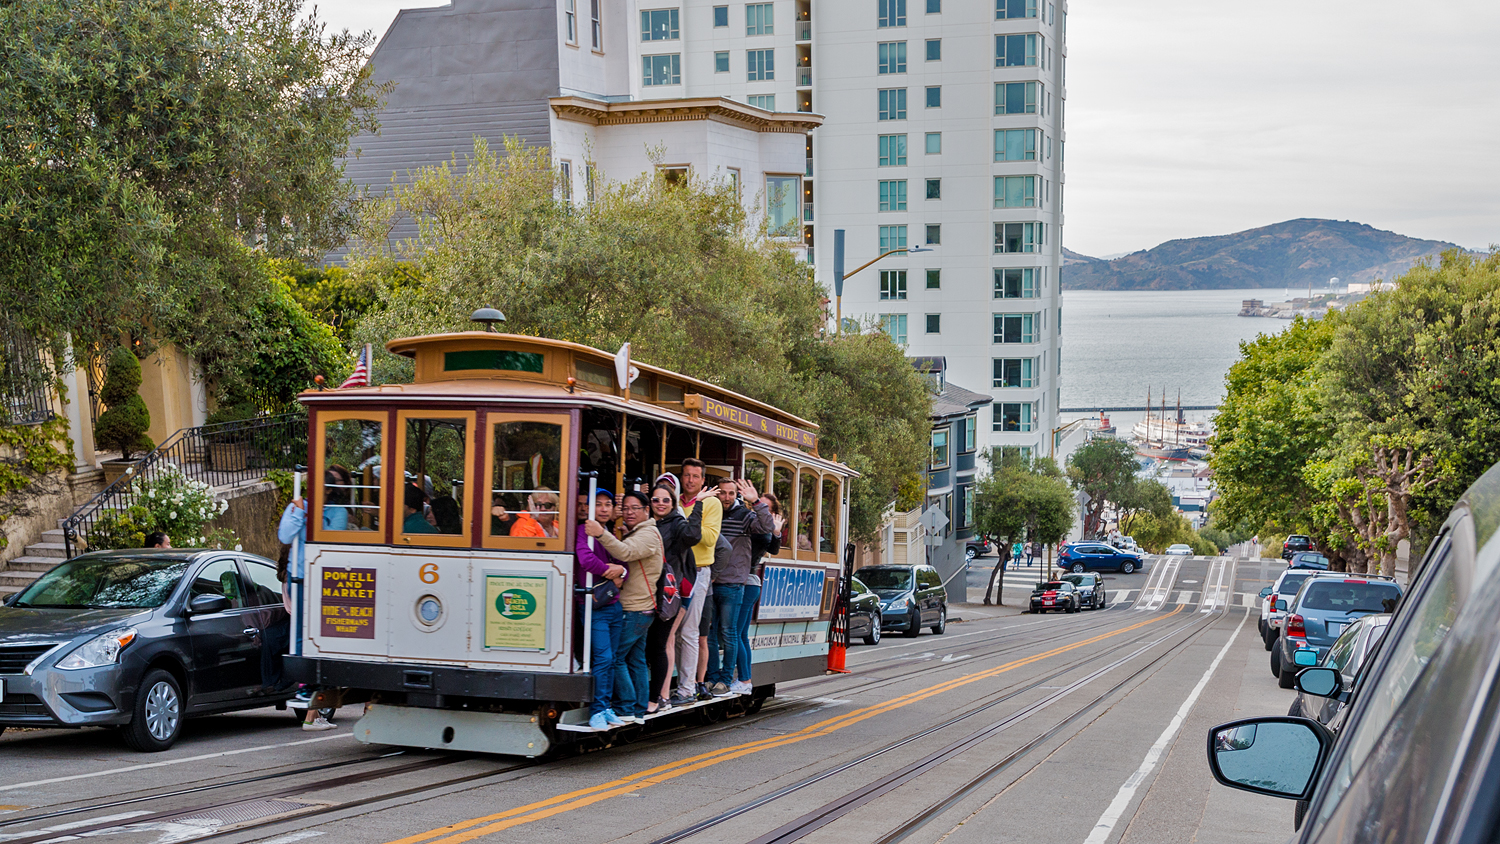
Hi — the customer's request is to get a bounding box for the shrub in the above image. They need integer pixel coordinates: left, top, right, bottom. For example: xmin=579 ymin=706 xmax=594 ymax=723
xmin=88 ymin=463 xmax=238 ymax=550
xmin=94 ymin=348 xmax=154 ymax=459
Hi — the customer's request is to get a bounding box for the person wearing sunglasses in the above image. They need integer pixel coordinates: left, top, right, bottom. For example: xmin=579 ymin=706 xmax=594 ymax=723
xmin=585 ymin=491 xmax=661 ymax=724
xmin=646 ymin=482 xmax=702 ymax=712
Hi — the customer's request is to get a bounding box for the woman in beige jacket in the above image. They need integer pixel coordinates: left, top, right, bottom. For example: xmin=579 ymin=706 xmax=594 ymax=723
xmin=586 ymin=490 xmax=662 ymax=722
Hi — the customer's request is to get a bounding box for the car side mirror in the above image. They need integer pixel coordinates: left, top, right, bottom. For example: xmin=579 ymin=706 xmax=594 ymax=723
xmin=1207 ymin=717 xmax=1334 ymax=801
xmin=1295 ymin=667 xmax=1343 ymax=699
xmin=1276 ymin=599 xmax=1289 ymax=611
xmin=188 ymin=594 xmax=231 ymax=615
xmin=1292 ymin=648 xmax=1319 ymax=667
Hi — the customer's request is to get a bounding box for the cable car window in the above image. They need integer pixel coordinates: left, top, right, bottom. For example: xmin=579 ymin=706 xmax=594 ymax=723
xmin=486 ymin=416 xmax=568 ymax=550
xmin=401 ymin=416 xmax=470 ymax=537
xmin=317 ymin=415 xmax=384 ymax=538
xmin=798 ymin=469 xmax=818 ymax=553
xmin=744 ymin=457 xmax=769 ymax=499
xmin=773 ymin=464 xmax=795 ymax=552
xmin=820 ymin=477 xmax=839 ymax=554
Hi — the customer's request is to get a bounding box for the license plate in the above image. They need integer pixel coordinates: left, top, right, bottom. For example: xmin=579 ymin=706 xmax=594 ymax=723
xmin=1044 ymin=600 xmax=1054 ymax=605
xmin=1327 ymin=622 xmax=1344 ymax=636
xmin=0 ymin=678 xmax=5 ymax=703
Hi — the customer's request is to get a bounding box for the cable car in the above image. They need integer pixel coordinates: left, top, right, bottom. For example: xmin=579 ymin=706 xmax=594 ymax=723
xmin=285 ymin=317 xmax=855 ymax=756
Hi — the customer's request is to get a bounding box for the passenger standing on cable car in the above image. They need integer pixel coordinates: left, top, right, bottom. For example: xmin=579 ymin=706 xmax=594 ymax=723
xmin=707 ymin=477 xmax=774 ymax=696
xmin=735 ymin=490 xmax=782 ymax=693
xmin=586 ymin=491 xmax=662 ymax=724
xmin=673 ymin=459 xmax=721 ymax=705
xmin=574 ymin=489 xmax=628 ymax=730
xmin=647 ymin=481 xmax=701 ymax=712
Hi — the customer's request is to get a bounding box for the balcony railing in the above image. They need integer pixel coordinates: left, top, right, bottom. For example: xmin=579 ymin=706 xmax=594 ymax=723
xmin=804 ymin=202 xmax=814 ymax=222
xmin=63 ymin=413 xmax=308 ymax=558
xmin=796 ymin=20 xmax=811 ymax=41
xmin=797 ymin=68 xmax=812 ymax=87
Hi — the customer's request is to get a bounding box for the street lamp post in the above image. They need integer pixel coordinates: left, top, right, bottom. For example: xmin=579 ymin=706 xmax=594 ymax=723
xmin=832 ymin=229 xmax=934 ymax=335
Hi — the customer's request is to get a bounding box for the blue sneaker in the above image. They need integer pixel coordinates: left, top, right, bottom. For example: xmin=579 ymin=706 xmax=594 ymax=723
xmin=603 ymin=709 xmax=626 ymax=726
xmin=589 ymin=711 xmax=609 ymax=730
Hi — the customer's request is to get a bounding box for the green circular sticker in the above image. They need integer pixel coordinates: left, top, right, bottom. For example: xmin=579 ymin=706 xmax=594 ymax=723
xmin=497 ymin=589 xmax=537 ymax=619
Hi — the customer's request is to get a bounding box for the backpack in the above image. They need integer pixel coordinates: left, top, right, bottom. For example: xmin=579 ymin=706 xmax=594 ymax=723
xmin=654 ymin=556 xmax=682 ymax=621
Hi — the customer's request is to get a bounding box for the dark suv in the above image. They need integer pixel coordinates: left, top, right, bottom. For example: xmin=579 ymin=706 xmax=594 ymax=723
xmin=859 ymin=564 xmax=948 ymax=637
xmin=1281 ymin=534 xmax=1316 ymax=560
xmin=1207 ymin=459 xmax=1500 ymax=840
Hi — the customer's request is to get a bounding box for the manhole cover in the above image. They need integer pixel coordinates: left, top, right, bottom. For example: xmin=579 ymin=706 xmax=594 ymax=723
xmin=168 ymin=797 xmax=321 ymax=827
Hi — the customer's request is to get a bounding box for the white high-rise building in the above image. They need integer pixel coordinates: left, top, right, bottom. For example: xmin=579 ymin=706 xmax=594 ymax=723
xmin=349 ymin=0 xmax=1064 ymax=455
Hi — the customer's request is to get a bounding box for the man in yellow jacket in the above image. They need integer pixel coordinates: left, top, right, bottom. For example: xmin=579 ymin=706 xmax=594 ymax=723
xmin=672 ymin=458 xmax=721 ymax=703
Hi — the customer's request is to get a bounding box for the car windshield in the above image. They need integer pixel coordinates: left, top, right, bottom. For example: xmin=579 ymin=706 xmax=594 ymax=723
xmin=1294 ymin=553 xmax=1329 ymax=566
xmin=13 ymin=556 xmax=191 ymax=609
xmin=858 ymin=569 xmax=912 ymax=591
xmin=1037 ymin=581 xmax=1069 ymax=591
xmin=1279 ymin=573 xmax=1313 ymax=595
xmin=1061 ymin=575 xmax=1087 ymax=586
xmin=1299 ymin=581 xmax=1401 ymax=613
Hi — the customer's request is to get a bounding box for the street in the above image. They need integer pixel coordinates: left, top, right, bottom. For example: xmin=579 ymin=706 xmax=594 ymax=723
xmin=0 ymin=553 xmax=1302 ymax=844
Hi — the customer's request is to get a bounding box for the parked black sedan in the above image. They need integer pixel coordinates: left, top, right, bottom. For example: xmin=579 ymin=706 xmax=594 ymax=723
xmin=1060 ymin=573 xmax=1108 ymax=610
xmin=0 ymin=549 xmax=291 ymax=751
xmin=1030 ymin=580 xmax=1080 ymax=613
xmin=848 ymin=575 xmax=882 ymax=645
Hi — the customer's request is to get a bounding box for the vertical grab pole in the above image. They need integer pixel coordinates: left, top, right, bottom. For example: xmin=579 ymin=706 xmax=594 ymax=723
xmin=583 ymin=473 xmax=598 ymax=674
xmin=292 ymin=468 xmax=304 ymax=657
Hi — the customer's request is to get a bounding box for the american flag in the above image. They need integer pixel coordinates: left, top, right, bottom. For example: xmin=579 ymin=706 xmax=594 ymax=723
xmin=339 ymin=345 xmax=371 ymax=389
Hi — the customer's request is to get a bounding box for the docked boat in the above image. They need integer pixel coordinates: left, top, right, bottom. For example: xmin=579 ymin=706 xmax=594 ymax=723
xmin=1132 ymin=390 xmax=1211 ymax=461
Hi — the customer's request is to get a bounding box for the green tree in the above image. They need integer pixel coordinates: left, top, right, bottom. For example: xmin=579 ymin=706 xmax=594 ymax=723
xmin=0 ymin=0 xmax=383 ymax=394
xmin=348 ymin=138 xmax=930 ymax=540
xmin=94 ymin=348 xmax=152 ymax=459
xmin=1065 ymin=437 xmax=1138 ymax=539
xmin=974 ymin=451 xmax=1074 ymax=604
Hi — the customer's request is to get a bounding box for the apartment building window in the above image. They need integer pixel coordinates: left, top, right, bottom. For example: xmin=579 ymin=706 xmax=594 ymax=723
xmin=930 ymin=427 xmax=950 ymax=469
xmin=880 ymin=314 xmax=909 ymax=344
xmin=994 ymin=268 xmax=1038 ymax=298
xmin=880 ymin=270 xmax=907 ymax=300
xmin=878 ymin=134 xmax=908 ymax=166
xmin=643 ymin=54 xmax=681 ymax=85
xmin=641 ymin=8 xmax=680 ymax=40
xmin=926 ymin=314 xmax=941 ymax=334
xmin=715 ymin=51 xmax=729 ymax=72
xmin=993 ymin=313 xmax=1036 ymax=344
xmin=925 ymin=39 xmax=941 ymax=61
xmin=766 ymin=175 xmax=800 ymax=236
xmin=879 ymin=225 xmax=907 ymax=251
xmin=747 ymin=48 xmax=775 ymax=81
xmin=925 ymin=86 xmax=941 ymax=107
xmin=878 ymin=179 xmax=907 ymax=211
xmin=926 ymin=268 xmax=941 ymax=289
xmin=565 ymin=0 xmax=577 ymax=43
xmin=925 ymin=132 xmax=941 ymax=154
xmin=925 ymin=179 xmax=940 ymax=200
xmin=878 ymin=88 xmax=907 ymax=120
xmin=1058 ymin=306 xmax=1063 ymax=334
xmin=878 ymin=41 xmax=907 ymax=74
xmin=746 ymin=2 xmax=773 ymax=34
xmin=927 ymin=0 xmax=941 ymax=12
xmin=591 ymin=0 xmax=602 ymax=49
xmin=995 ymin=221 xmax=1044 ymax=253
xmin=713 ymin=5 xmax=728 ymax=26
xmin=558 ymin=161 xmax=572 ymax=200
xmin=995 ymin=81 xmax=1040 ymax=115
xmin=993 ymin=358 xmax=1034 ymax=388
xmin=961 ymin=415 xmax=977 ymax=451
xmin=748 ymin=94 xmax=776 ymax=110
xmin=878 ymin=0 xmax=906 ymax=28
xmin=995 ymin=128 xmax=1038 ymax=161
xmin=995 ymin=402 xmax=1035 ymax=432
xmin=994 ymin=33 xmax=1039 ymax=66
xmin=994 ymin=175 xmax=1037 ymax=208
xmin=1048 ymin=2 xmax=1054 ymax=25
xmin=996 ymin=0 xmax=1037 ymax=19
xmin=925 ymin=224 xmax=941 ymax=245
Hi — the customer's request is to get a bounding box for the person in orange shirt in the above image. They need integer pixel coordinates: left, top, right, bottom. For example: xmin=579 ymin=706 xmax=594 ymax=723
xmin=510 ymin=488 xmax=560 ymax=538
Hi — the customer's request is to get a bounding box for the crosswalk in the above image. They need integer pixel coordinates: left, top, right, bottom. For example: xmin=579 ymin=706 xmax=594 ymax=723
xmin=1114 ymin=588 xmax=1262 ymax=608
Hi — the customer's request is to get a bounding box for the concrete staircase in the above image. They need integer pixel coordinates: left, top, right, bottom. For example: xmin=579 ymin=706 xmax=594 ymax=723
xmin=0 ymin=529 xmax=68 ymax=599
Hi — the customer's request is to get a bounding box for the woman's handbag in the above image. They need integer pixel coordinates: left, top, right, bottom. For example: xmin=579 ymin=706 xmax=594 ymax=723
xmin=590 ymin=579 xmax=620 ymax=609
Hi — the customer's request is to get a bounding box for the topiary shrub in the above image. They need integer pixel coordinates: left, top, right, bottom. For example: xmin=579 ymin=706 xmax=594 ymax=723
xmin=94 ymin=347 xmax=154 ymax=459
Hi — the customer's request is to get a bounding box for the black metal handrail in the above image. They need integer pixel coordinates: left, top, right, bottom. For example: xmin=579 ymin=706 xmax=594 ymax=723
xmin=62 ymin=413 xmax=308 ymax=558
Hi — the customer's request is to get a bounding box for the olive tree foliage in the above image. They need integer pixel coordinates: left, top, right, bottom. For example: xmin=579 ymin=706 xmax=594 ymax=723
xmin=974 ymin=450 xmax=1074 ymax=604
xmin=348 ymin=138 xmax=930 ymax=540
xmin=1065 ymin=437 xmax=1139 ymax=539
xmin=0 ymin=0 xmax=383 ymax=396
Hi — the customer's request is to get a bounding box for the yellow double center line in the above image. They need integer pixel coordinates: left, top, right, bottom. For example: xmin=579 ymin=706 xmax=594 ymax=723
xmin=387 ymin=606 xmax=1184 ymax=844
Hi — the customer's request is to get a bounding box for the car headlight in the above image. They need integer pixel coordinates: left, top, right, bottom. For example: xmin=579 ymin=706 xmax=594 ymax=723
xmin=57 ymin=628 xmax=137 ymax=670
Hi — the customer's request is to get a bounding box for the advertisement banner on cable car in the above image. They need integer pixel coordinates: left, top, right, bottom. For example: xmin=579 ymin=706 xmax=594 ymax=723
xmin=757 ymin=564 xmax=830 ymax=621
xmin=484 ymin=573 xmax=550 ymax=650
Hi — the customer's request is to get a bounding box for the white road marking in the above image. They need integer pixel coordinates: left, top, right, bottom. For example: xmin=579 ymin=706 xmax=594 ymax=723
xmin=1082 ymin=610 xmax=1249 ymax=844
xmin=1136 ymin=558 xmax=1181 ymax=612
xmin=259 ymin=833 xmax=326 ymax=844
xmin=0 ymin=734 xmax=349 ymax=793
xmin=940 ymin=654 xmax=972 ymax=663
xmin=0 ymin=811 xmax=152 ymax=841
xmin=1200 ymin=558 xmax=1234 ymax=612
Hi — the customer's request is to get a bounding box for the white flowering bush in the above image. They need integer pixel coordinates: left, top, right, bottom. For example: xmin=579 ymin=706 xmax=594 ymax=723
xmin=89 ymin=462 xmax=240 ymax=550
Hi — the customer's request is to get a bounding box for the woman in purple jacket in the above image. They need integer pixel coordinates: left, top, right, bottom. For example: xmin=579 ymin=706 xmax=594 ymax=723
xmin=574 ymin=489 xmax=627 ymax=730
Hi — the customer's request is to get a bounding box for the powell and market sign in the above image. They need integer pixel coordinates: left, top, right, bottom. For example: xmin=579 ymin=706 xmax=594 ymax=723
xmin=685 ymin=394 xmax=818 ymax=450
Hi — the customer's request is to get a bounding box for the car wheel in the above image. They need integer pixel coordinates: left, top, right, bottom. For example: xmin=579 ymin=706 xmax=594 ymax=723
xmin=1264 ymin=628 xmax=1276 ymax=651
xmin=1294 ymin=798 xmax=1308 ymax=831
xmin=1287 ymin=696 xmax=1303 ymax=718
xmin=1120 ymin=561 xmax=1135 ymax=574
xmin=1258 ymin=618 xmax=1267 ymax=638
xmin=123 ymin=669 xmax=183 ymax=752
xmin=1278 ymin=661 xmax=1297 ymax=689
xmin=1071 ymin=563 xmax=1085 ymax=573
xmin=903 ymin=607 xmax=921 ymax=638
xmin=1270 ymin=642 xmax=1283 ymax=678
xmin=931 ymin=606 xmax=946 ymax=635
xmin=863 ymin=613 xmax=881 ymax=646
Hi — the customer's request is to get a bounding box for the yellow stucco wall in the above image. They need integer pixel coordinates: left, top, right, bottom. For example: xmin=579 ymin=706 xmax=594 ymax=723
xmin=138 ymin=345 xmax=199 ymax=448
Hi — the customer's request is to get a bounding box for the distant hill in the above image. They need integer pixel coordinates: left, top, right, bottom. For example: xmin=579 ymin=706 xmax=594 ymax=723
xmin=1062 ymin=219 xmax=1469 ymax=290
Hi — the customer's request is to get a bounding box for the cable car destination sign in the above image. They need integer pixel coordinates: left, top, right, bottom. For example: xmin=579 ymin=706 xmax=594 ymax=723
xmin=685 ymin=394 xmax=817 ymax=450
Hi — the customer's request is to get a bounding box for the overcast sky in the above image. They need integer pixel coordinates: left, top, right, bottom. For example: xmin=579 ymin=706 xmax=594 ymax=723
xmin=311 ymin=0 xmax=1500 ymax=257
